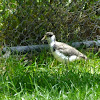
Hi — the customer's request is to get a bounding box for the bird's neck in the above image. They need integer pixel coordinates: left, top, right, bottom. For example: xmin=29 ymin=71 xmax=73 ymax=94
xmin=50 ymin=40 xmax=55 ymax=47
xmin=49 ymin=40 xmax=55 ymax=52
xmin=47 ymin=35 xmax=56 ymax=47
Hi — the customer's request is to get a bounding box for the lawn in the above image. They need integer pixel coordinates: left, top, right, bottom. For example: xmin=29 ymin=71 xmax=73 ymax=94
xmin=0 ymin=50 xmax=100 ymax=100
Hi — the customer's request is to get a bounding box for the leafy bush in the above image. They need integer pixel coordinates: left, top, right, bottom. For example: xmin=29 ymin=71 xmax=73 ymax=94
xmin=0 ymin=0 xmax=100 ymax=46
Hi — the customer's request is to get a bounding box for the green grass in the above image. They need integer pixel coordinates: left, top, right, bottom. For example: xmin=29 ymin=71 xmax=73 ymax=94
xmin=0 ymin=50 xmax=100 ymax=100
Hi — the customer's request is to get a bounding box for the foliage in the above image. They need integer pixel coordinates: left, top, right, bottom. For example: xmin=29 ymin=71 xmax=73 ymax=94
xmin=0 ymin=0 xmax=100 ymax=46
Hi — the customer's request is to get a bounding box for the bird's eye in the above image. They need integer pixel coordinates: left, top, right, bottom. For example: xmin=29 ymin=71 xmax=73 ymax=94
xmin=48 ymin=35 xmax=52 ymax=37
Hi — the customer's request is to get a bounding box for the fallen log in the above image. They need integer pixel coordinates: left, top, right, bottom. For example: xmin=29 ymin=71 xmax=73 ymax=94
xmin=2 ymin=40 xmax=100 ymax=58
xmin=72 ymin=40 xmax=100 ymax=48
xmin=2 ymin=44 xmax=49 ymax=54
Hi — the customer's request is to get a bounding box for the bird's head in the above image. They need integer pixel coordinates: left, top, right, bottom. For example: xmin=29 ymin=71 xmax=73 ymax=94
xmin=41 ymin=32 xmax=56 ymax=43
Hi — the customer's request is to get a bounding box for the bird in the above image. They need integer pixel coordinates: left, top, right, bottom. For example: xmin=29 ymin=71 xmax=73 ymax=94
xmin=41 ymin=32 xmax=87 ymax=63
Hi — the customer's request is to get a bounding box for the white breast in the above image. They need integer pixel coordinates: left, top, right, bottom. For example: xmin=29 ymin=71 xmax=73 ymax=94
xmin=52 ymin=50 xmax=68 ymax=63
xmin=52 ymin=50 xmax=80 ymax=63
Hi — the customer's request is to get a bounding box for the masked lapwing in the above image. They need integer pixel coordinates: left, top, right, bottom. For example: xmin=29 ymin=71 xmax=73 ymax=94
xmin=41 ymin=32 xmax=87 ymax=63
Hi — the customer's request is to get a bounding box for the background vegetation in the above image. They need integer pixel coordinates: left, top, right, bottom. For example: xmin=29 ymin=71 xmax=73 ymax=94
xmin=0 ymin=0 xmax=100 ymax=99
xmin=0 ymin=0 xmax=100 ymax=46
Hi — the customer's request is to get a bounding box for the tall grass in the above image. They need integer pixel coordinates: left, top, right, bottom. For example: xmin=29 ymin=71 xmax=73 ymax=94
xmin=0 ymin=50 xmax=100 ymax=100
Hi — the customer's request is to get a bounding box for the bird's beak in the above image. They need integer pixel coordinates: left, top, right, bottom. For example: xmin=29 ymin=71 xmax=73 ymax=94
xmin=41 ymin=35 xmax=47 ymax=41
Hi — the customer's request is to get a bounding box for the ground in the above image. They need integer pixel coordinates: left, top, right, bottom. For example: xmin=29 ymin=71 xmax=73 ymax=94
xmin=0 ymin=50 xmax=100 ymax=100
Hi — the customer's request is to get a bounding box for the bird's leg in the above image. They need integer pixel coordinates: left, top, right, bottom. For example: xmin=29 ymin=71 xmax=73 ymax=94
xmin=65 ymin=59 xmax=69 ymax=73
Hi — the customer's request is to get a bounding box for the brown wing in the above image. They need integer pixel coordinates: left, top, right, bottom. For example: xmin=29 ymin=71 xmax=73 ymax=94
xmin=55 ymin=42 xmax=87 ymax=59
